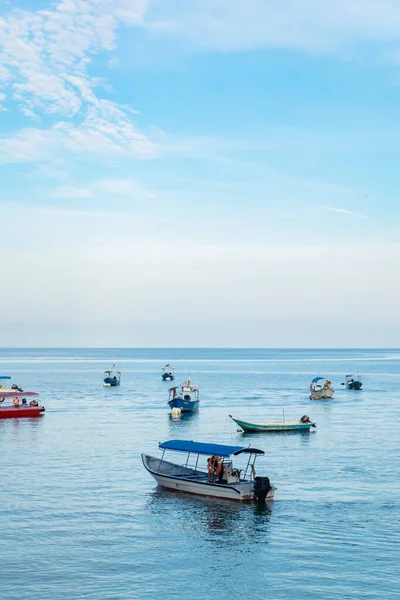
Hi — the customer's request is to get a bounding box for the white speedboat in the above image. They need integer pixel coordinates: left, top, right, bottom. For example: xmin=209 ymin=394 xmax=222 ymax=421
xmin=142 ymin=439 xmax=276 ymax=502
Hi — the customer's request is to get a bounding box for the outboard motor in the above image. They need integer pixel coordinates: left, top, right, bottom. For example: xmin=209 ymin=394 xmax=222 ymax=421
xmin=300 ymin=415 xmax=310 ymax=423
xmin=254 ymin=476 xmax=272 ymax=502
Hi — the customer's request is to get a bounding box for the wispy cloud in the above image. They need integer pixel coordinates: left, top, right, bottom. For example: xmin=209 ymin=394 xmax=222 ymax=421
xmin=294 ymin=198 xmax=371 ymax=220
xmin=0 ymin=0 xmax=156 ymax=163
xmin=0 ymin=113 xmax=158 ymax=164
xmin=50 ymin=186 xmax=93 ymax=199
xmin=47 ymin=178 xmax=155 ymax=200
xmin=37 ymin=208 xmax=110 ymax=218
xmin=145 ymin=0 xmax=400 ymax=54
xmin=323 ymin=205 xmax=371 ymax=220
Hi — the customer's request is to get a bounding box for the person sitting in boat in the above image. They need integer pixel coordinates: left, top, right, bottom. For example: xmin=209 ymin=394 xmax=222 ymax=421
xmin=207 ymin=455 xmax=223 ymax=483
xmin=29 ymin=399 xmax=39 ymax=407
xmin=323 ymin=380 xmax=331 ymax=389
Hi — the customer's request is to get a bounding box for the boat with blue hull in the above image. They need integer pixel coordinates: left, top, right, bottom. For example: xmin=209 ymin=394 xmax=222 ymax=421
xmin=168 ymin=378 xmax=199 ymax=412
xmin=142 ymin=439 xmax=276 ymax=502
xmin=103 ymin=366 xmax=121 ymax=387
xmin=342 ymin=373 xmax=362 ymax=390
xmin=162 ymin=364 xmax=175 ymax=381
xmin=230 ymin=414 xmax=316 ymax=433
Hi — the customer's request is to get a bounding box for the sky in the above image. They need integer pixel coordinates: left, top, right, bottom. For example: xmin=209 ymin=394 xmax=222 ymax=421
xmin=1 ymin=0 xmax=400 ymax=347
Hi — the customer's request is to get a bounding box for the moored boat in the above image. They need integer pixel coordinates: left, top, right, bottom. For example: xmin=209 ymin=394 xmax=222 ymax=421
xmin=142 ymin=439 xmax=276 ymax=502
xmin=103 ymin=366 xmax=121 ymax=387
xmin=310 ymin=377 xmax=334 ymax=400
xmin=162 ymin=364 xmax=175 ymax=381
xmin=0 ymin=376 xmax=24 ymax=393
xmin=342 ymin=374 xmax=362 ymax=390
xmin=168 ymin=377 xmax=199 ymax=412
xmin=0 ymin=392 xmax=45 ymax=419
xmin=230 ymin=414 xmax=316 ymax=432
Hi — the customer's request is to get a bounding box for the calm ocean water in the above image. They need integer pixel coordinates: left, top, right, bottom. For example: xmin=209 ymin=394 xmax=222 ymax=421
xmin=0 ymin=348 xmax=399 ymax=600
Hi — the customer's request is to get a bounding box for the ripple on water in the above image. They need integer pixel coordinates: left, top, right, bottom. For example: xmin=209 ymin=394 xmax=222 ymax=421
xmin=0 ymin=348 xmax=399 ymax=600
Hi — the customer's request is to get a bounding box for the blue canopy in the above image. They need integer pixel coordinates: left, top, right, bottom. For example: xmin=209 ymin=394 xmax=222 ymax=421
xmin=159 ymin=440 xmax=244 ymax=457
xmin=0 ymin=376 xmax=11 ymax=379
xmin=311 ymin=377 xmax=325 ymax=383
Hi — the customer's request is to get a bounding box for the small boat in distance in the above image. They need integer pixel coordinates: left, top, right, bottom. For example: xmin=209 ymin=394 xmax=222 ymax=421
xmin=0 ymin=376 xmax=24 ymax=393
xmin=310 ymin=377 xmax=334 ymax=400
xmin=230 ymin=414 xmax=316 ymax=433
xmin=0 ymin=391 xmax=45 ymax=419
xmin=142 ymin=439 xmax=276 ymax=502
xmin=162 ymin=364 xmax=175 ymax=381
xmin=341 ymin=374 xmax=362 ymax=390
xmin=103 ymin=365 xmax=121 ymax=387
xmin=168 ymin=377 xmax=199 ymax=412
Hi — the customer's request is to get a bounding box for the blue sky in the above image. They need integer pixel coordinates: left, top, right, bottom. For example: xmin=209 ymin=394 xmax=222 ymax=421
xmin=1 ymin=0 xmax=400 ymax=346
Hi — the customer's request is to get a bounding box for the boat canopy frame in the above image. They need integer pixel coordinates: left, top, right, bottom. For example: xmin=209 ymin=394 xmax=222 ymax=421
xmin=157 ymin=440 xmax=264 ymax=481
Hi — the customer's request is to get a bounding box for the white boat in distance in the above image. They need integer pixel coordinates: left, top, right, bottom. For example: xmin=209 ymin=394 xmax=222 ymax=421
xmin=142 ymin=439 xmax=276 ymax=502
xmin=309 ymin=376 xmax=334 ymax=400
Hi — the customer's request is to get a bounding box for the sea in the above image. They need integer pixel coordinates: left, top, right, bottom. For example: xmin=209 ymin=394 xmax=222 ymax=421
xmin=0 ymin=348 xmax=399 ymax=600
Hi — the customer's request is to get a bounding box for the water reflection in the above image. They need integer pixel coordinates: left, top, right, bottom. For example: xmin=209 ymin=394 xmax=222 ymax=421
xmin=0 ymin=416 xmax=44 ymax=436
xmin=240 ymin=430 xmax=312 ymax=441
xmin=167 ymin=411 xmax=199 ymax=434
xmin=147 ymin=487 xmax=272 ymax=545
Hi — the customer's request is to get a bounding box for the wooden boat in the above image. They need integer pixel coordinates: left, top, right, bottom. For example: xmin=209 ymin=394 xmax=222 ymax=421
xmin=230 ymin=414 xmax=316 ymax=432
xmin=310 ymin=376 xmax=334 ymax=400
xmin=162 ymin=364 xmax=175 ymax=381
xmin=0 ymin=391 xmax=45 ymax=419
xmin=341 ymin=374 xmax=362 ymax=390
xmin=142 ymin=439 xmax=276 ymax=502
xmin=168 ymin=377 xmax=199 ymax=412
xmin=103 ymin=366 xmax=121 ymax=387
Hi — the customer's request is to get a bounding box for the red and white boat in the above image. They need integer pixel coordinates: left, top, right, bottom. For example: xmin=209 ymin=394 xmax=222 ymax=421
xmin=0 ymin=391 xmax=45 ymax=419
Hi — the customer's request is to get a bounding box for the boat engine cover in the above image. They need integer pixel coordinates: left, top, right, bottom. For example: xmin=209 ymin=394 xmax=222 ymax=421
xmin=254 ymin=476 xmax=272 ymax=502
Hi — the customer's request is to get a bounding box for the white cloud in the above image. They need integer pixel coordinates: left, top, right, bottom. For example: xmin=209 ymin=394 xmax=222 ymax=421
xmin=46 ymin=177 xmax=155 ymax=200
xmin=50 ymin=186 xmax=93 ymax=198
xmin=145 ymin=0 xmax=400 ymax=53
xmin=294 ymin=198 xmax=371 ymax=221
xmin=323 ymin=206 xmax=371 ymax=219
xmin=0 ymin=110 xmax=158 ymax=163
xmin=0 ymin=0 xmax=155 ymax=163
xmin=93 ymin=178 xmax=155 ymax=198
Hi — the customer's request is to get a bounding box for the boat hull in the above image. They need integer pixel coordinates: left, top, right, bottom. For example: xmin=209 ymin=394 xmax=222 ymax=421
xmin=310 ymin=389 xmax=334 ymax=400
xmin=346 ymin=381 xmax=362 ymax=390
xmin=168 ymin=398 xmax=199 ymax=412
xmin=231 ymin=417 xmax=313 ymax=432
xmin=103 ymin=379 xmax=120 ymax=387
xmin=162 ymin=374 xmax=174 ymax=381
xmin=142 ymin=454 xmax=275 ymax=502
xmin=0 ymin=406 xmax=45 ymax=419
